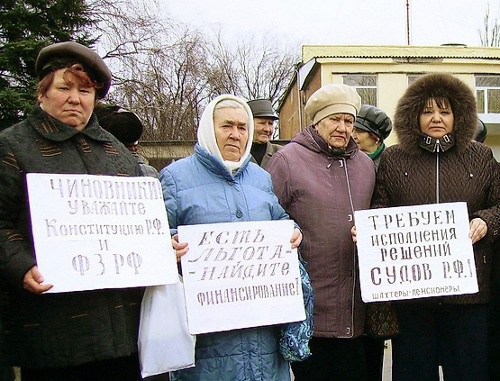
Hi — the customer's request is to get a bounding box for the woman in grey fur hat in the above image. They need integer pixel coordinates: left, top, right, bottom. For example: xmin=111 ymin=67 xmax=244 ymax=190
xmin=371 ymin=73 xmax=500 ymax=381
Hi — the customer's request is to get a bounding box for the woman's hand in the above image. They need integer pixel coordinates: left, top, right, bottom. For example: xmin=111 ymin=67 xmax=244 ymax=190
xmin=172 ymin=234 xmax=189 ymax=262
xmin=469 ymin=218 xmax=487 ymax=244
xmin=23 ymin=265 xmax=53 ymax=294
xmin=351 ymin=226 xmax=357 ymax=243
xmin=290 ymin=228 xmax=303 ymax=248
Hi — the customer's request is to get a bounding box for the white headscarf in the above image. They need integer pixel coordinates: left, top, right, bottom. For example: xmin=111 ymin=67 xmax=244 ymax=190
xmin=197 ymin=94 xmax=255 ymax=174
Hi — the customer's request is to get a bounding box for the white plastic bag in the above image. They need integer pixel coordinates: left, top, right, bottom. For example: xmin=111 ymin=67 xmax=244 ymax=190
xmin=138 ymin=275 xmax=196 ymax=378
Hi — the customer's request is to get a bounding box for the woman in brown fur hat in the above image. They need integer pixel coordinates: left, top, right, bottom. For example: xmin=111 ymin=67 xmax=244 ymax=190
xmin=371 ymin=73 xmax=500 ymax=381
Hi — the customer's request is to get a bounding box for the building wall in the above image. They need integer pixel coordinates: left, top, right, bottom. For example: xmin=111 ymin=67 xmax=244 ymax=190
xmin=278 ymin=45 xmax=500 ymax=157
xmin=279 ymin=64 xmax=322 ymax=138
xmin=279 ymin=80 xmax=300 ymax=140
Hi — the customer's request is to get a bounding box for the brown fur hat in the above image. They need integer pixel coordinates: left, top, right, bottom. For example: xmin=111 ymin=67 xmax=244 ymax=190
xmin=394 ymin=73 xmax=477 ymax=155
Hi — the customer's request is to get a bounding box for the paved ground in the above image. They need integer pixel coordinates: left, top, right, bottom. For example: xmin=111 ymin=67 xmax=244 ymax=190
xmin=382 ymin=340 xmax=444 ymax=381
xmin=14 ymin=341 xmax=446 ymax=381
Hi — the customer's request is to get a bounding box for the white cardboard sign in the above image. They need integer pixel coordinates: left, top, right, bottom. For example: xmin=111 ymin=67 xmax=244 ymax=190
xmin=355 ymin=202 xmax=478 ymax=302
xmin=27 ymin=173 xmax=178 ymax=293
xmin=178 ymin=220 xmax=305 ymax=335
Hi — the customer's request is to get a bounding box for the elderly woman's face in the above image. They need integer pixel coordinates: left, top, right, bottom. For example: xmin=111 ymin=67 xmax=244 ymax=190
xmin=37 ymin=68 xmax=96 ymax=131
xmin=315 ymin=113 xmax=355 ymax=148
xmin=352 ymin=128 xmax=380 ymax=154
xmin=214 ymin=107 xmax=249 ymax=161
xmin=419 ymin=98 xmax=454 ymax=139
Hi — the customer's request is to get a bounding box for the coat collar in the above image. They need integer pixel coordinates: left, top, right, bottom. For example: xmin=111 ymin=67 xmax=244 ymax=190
xmin=195 ymin=143 xmax=251 ymax=181
xmin=301 ymin=125 xmax=359 ymax=158
xmin=418 ymin=133 xmax=455 ymax=153
xmin=27 ymin=106 xmax=112 ymax=143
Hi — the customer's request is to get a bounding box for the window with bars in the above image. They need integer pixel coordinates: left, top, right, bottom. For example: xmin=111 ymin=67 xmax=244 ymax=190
xmin=342 ymin=75 xmax=377 ymax=105
xmin=475 ymin=75 xmax=500 ymax=114
xmin=407 ymin=74 xmax=423 ymax=85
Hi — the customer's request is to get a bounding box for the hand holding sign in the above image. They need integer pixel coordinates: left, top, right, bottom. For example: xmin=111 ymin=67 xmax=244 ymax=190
xmin=27 ymin=173 xmax=179 ymax=293
xmin=355 ymin=202 xmax=478 ymax=302
xmin=23 ymin=265 xmax=53 ymax=294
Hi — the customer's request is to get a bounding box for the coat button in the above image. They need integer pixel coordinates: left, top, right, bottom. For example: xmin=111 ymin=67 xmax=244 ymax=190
xmin=236 ymin=210 xmax=243 ymax=218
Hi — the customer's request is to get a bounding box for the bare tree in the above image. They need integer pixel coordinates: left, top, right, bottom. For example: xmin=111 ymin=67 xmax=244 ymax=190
xmin=108 ymin=28 xmax=212 ymax=142
xmin=479 ymin=4 xmax=500 ymax=47
xmin=205 ymin=33 xmax=299 ymax=140
xmin=85 ymin=0 xmax=299 ymax=153
xmin=87 ymin=0 xmax=210 ymax=153
xmin=87 ymin=0 xmax=164 ymax=60
xmin=208 ymin=33 xmax=300 ymax=106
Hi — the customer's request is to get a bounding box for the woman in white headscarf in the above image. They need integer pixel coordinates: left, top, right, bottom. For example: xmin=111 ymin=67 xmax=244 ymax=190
xmin=159 ymin=94 xmax=302 ymax=381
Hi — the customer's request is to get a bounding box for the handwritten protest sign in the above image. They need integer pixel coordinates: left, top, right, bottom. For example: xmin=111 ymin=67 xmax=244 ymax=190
xmin=355 ymin=202 xmax=478 ymax=302
xmin=27 ymin=173 xmax=178 ymax=293
xmin=178 ymin=220 xmax=305 ymax=335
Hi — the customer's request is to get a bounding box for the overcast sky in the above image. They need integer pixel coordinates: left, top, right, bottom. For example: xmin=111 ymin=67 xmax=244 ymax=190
xmin=164 ymin=0 xmax=499 ymax=48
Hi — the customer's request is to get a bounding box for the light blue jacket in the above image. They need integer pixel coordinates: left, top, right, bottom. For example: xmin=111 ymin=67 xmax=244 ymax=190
xmin=160 ymin=143 xmax=292 ymax=381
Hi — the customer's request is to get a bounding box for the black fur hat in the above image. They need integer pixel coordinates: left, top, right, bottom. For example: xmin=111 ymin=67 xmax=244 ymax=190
xmin=94 ymin=105 xmax=143 ymax=145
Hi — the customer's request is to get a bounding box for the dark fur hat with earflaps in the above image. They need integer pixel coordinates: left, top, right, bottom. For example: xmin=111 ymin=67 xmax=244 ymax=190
xmin=394 ymin=73 xmax=477 ymax=156
xmin=94 ymin=105 xmax=143 ymax=145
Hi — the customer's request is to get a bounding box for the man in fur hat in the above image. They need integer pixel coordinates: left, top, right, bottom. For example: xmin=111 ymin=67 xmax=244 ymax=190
xmin=95 ymin=105 xmax=159 ymax=178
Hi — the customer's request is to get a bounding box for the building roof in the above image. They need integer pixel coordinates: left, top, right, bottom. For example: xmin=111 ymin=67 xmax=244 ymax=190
xmin=302 ymin=45 xmax=500 ymax=62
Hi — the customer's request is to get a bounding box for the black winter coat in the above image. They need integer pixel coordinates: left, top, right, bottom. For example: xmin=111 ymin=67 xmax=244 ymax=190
xmin=0 ymin=107 xmax=144 ymax=368
xmin=373 ymin=142 xmax=500 ymax=304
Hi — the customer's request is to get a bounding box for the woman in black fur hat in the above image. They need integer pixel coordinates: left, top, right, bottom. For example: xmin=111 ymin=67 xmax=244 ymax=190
xmin=370 ymin=73 xmax=500 ymax=381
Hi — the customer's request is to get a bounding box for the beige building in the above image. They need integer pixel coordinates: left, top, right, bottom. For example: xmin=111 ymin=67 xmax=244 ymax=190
xmin=278 ymin=44 xmax=500 ymax=158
